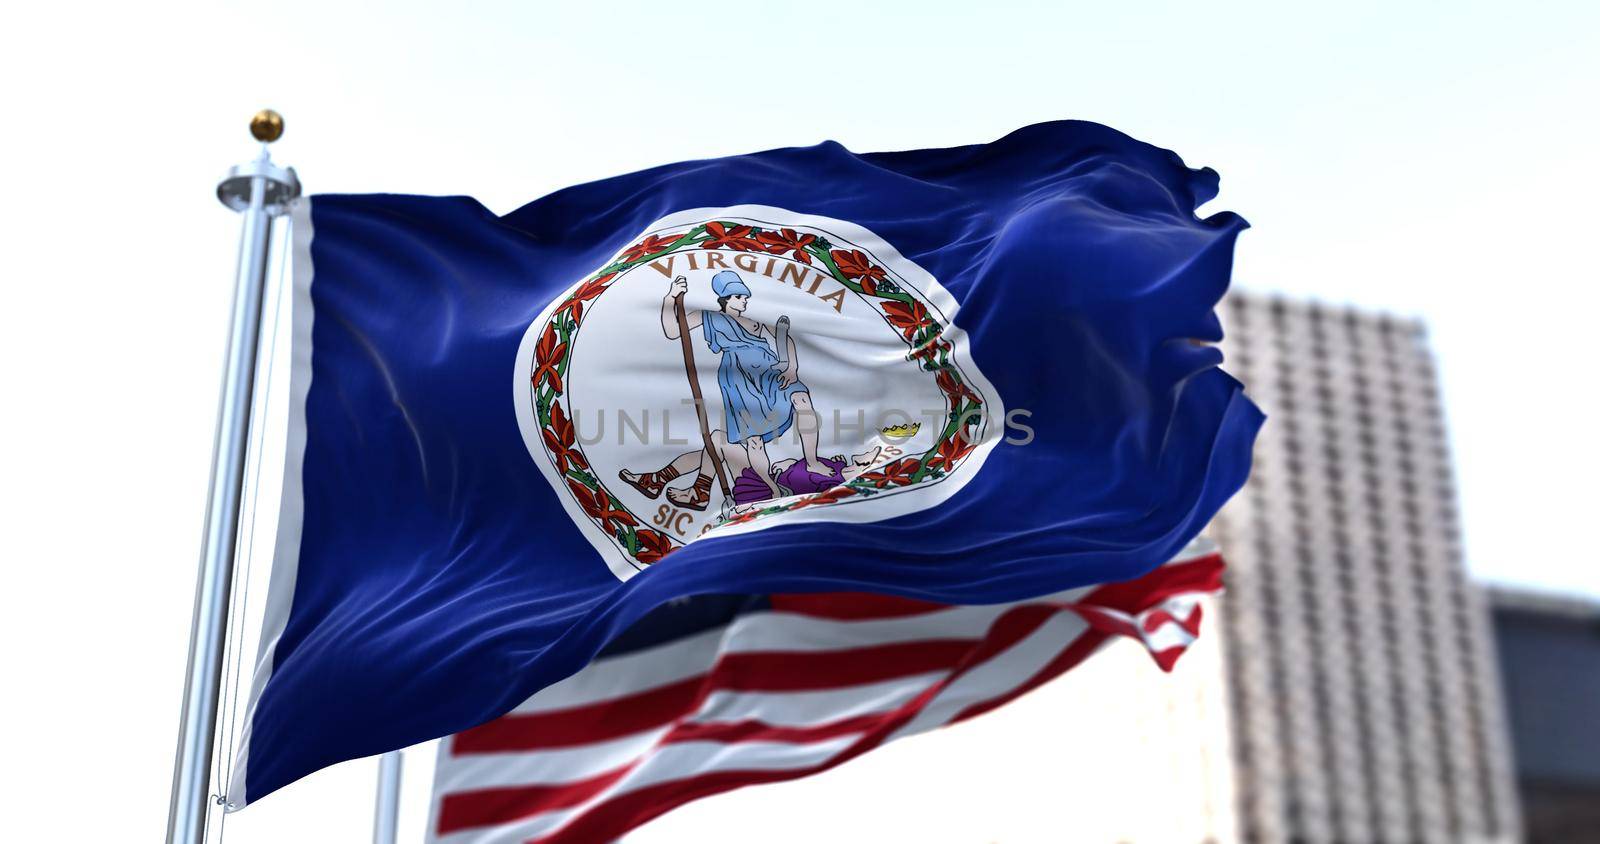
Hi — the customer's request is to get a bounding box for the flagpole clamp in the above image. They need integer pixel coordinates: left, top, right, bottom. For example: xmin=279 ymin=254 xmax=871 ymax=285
xmin=217 ymin=154 xmax=300 ymax=215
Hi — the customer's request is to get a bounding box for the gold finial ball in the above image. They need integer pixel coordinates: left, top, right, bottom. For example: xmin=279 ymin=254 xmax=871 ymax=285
xmin=250 ymin=109 xmax=284 ymax=143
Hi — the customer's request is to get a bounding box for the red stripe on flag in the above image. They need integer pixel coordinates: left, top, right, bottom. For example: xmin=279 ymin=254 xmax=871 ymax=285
xmin=434 ymin=765 xmax=631 ymax=835
xmin=712 ymin=639 xmax=975 ymax=690
xmin=453 ymin=640 xmax=977 ymax=753
xmin=1083 ymin=554 xmax=1222 ymax=611
xmin=662 ymin=713 xmax=884 ymax=746
xmin=453 ymin=677 xmax=700 ymax=754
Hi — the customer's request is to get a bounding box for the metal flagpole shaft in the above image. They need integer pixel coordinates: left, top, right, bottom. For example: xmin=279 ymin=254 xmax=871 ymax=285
xmin=167 ymin=110 xmax=300 ymax=844
xmin=372 ymin=751 xmax=404 ymax=844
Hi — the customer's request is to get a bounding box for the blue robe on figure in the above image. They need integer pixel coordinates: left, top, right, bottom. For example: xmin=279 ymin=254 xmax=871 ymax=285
xmin=701 ymin=273 xmax=808 ymax=444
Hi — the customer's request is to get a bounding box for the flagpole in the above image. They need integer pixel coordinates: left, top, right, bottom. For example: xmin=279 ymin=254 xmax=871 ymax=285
xmin=372 ymin=751 xmax=403 ymax=844
xmin=167 ymin=110 xmax=300 ymax=844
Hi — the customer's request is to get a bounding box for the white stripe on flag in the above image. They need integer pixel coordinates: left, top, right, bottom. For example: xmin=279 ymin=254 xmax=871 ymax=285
xmin=688 ymin=672 xmax=945 ymax=728
xmin=431 ymin=736 xmax=861 ymax=844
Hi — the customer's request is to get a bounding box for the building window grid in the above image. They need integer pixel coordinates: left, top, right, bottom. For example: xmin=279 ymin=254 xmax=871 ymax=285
xmin=1313 ymin=306 xmax=1384 ymax=842
xmin=1380 ymin=319 xmax=1464 ymax=840
xmin=1344 ymin=310 xmax=1418 ymax=842
xmin=1303 ymin=306 xmax=1372 ymax=841
xmin=1269 ymin=299 xmax=1329 ymax=839
xmin=1222 ymin=295 xmax=1293 ymax=843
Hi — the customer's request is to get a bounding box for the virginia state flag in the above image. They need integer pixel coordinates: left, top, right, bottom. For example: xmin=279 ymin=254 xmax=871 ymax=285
xmin=228 ymin=120 xmax=1263 ymax=806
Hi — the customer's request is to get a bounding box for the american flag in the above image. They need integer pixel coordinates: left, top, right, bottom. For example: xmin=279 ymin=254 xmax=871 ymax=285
xmin=426 ymin=540 xmax=1223 ymax=843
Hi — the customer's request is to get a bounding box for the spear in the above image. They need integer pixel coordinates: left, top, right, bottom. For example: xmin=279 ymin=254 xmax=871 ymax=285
xmin=673 ymin=287 xmax=731 ymax=499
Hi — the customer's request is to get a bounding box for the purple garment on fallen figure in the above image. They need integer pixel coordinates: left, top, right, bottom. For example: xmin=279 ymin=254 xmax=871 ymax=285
xmin=731 ymin=456 xmax=847 ymax=505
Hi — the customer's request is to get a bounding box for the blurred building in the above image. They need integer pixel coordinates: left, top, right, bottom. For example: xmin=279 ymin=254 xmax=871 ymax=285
xmin=1489 ymin=587 xmax=1600 ymax=842
xmin=1204 ymin=294 xmax=1522 ymax=842
xmin=1205 ymin=293 xmax=1521 ymax=843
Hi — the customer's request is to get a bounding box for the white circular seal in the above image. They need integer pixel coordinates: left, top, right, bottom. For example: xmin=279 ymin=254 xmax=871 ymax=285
xmin=513 ymin=206 xmax=1003 ymax=580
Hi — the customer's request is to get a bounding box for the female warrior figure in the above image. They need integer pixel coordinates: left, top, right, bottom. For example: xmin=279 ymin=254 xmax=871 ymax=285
xmin=619 ymin=271 xmax=830 ymax=510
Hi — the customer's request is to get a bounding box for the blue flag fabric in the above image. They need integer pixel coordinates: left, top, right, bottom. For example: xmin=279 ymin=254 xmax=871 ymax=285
xmin=230 ymin=120 xmax=1262 ymax=806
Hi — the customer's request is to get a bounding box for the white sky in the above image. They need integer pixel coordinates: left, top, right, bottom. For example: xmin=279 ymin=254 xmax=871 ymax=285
xmin=2 ymin=1 xmax=1597 ymax=842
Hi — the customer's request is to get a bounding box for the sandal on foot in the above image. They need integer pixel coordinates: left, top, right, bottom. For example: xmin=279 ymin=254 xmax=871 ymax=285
xmin=666 ymin=475 xmax=713 ymax=511
xmin=618 ymin=465 xmax=679 ymax=499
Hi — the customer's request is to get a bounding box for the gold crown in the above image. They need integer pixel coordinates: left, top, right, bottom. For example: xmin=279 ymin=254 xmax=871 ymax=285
xmin=880 ymin=422 xmax=921 ymax=438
